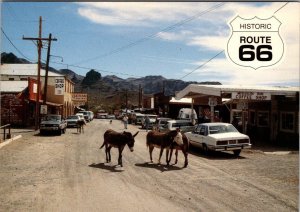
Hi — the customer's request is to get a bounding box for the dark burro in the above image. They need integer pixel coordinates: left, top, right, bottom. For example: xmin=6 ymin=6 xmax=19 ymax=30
xmin=100 ymin=129 xmax=139 ymax=167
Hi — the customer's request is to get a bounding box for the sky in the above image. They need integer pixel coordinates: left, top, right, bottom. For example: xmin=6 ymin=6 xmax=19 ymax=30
xmin=1 ymin=2 xmax=299 ymax=86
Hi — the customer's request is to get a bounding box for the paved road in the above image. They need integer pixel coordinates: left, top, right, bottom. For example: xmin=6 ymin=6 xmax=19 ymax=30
xmin=0 ymin=119 xmax=298 ymax=211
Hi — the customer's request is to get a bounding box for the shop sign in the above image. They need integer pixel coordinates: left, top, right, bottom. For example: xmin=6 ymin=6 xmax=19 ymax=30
xmin=55 ymin=77 xmax=65 ymax=95
xmin=40 ymin=104 xmax=48 ymax=114
xmin=72 ymin=93 xmax=88 ymax=102
xmin=208 ymin=97 xmax=218 ymax=106
xmin=232 ymin=92 xmax=271 ymax=100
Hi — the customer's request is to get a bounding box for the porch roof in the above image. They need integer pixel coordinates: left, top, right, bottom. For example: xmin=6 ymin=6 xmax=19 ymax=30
xmin=175 ymin=84 xmax=299 ymax=99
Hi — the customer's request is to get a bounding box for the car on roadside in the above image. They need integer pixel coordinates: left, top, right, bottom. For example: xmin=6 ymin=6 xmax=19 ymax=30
xmin=185 ymin=122 xmax=251 ymax=156
xmin=159 ymin=119 xmax=195 ymax=133
xmin=40 ymin=114 xmax=67 ymax=135
xmin=66 ymin=115 xmax=80 ymax=128
xmin=141 ymin=114 xmax=158 ymax=129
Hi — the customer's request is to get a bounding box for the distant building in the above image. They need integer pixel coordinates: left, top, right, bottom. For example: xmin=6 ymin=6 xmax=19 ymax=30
xmin=1 ymin=64 xmax=75 ymax=126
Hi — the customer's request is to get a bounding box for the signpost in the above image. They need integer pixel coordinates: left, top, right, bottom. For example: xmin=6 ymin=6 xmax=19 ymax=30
xmin=208 ymin=97 xmax=218 ymax=122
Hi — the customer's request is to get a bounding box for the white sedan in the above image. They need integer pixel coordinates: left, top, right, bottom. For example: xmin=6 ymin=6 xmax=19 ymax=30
xmin=185 ymin=123 xmax=251 ymax=156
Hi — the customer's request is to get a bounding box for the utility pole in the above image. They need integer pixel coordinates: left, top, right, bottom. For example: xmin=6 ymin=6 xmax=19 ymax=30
xmin=44 ymin=33 xmax=57 ymax=105
xmin=23 ymin=16 xmax=57 ymax=130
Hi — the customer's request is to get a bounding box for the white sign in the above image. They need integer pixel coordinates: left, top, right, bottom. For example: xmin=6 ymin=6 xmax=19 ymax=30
xmin=208 ymin=97 xmax=218 ymax=107
xmin=55 ymin=77 xmax=65 ymax=95
xmin=232 ymin=92 xmax=271 ymax=100
xmin=72 ymin=93 xmax=88 ymax=101
xmin=40 ymin=104 xmax=47 ymax=114
xmin=33 ymin=83 xmax=37 ymax=94
xmin=227 ymin=16 xmax=284 ymax=69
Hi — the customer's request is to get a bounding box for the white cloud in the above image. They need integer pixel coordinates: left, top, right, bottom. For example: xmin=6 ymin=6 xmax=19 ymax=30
xmin=76 ymin=2 xmax=299 ymax=86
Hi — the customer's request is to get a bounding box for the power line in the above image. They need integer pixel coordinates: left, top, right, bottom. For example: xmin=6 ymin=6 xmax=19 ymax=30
xmin=179 ymin=50 xmax=224 ymax=80
xmin=1 ymin=27 xmax=34 ymax=62
xmin=274 ymin=2 xmax=289 ymax=14
xmin=73 ymin=2 xmax=226 ymax=65
xmin=177 ymin=2 xmax=292 ymax=81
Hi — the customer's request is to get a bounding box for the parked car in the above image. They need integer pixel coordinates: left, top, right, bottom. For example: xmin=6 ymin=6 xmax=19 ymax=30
xmin=77 ymin=111 xmax=90 ymax=122
xmin=141 ymin=114 xmax=157 ymax=129
xmin=87 ymin=111 xmax=94 ymax=121
xmin=40 ymin=114 xmax=67 ymax=135
xmin=76 ymin=113 xmax=85 ymax=122
xmin=185 ymin=122 xmax=251 ymax=156
xmin=132 ymin=113 xmax=145 ymax=125
xmin=156 ymin=117 xmax=172 ymax=129
xmin=159 ymin=119 xmax=194 ymax=133
xmin=66 ymin=115 xmax=80 ymax=128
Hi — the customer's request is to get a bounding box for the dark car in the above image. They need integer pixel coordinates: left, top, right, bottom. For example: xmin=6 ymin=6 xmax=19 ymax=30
xmin=40 ymin=114 xmax=67 ymax=135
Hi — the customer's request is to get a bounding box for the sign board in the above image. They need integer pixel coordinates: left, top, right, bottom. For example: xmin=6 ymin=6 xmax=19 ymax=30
xmin=55 ymin=77 xmax=65 ymax=95
xmin=208 ymin=97 xmax=218 ymax=107
xmin=28 ymin=78 xmax=42 ymax=101
xmin=40 ymin=104 xmax=48 ymax=114
xmin=232 ymin=92 xmax=271 ymax=100
xmin=227 ymin=16 xmax=284 ymax=69
xmin=72 ymin=93 xmax=88 ymax=102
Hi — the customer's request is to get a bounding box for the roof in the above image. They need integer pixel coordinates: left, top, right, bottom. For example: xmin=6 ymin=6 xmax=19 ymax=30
xmin=0 ymin=81 xmax=28 ymax=92
xmin=169 ymin=97 xmax=192 ymax=104
xmin=0 ymin=64 xmax=64 ymax=77
xmin=175 ymin=84 xmax=299 ymax=99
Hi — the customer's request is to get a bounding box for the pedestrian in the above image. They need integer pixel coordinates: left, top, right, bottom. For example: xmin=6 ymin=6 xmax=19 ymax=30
xmin=123 ymin=115 xmax=128 ymax=129
xmin=145 ymin=115 xmax=150 ymax=132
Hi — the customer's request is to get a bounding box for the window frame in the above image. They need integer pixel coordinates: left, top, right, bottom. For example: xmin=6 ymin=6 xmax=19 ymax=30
xmin=280 ymin=112 xmax=295 ymax=133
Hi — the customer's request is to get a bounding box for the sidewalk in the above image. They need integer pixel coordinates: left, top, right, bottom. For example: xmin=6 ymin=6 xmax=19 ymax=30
xmin=0 ymin=127 xmax=36 ymax=147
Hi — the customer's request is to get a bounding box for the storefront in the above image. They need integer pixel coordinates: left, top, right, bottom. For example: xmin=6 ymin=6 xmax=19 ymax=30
xmin=175 ymin=84 xmax=299 ymax=147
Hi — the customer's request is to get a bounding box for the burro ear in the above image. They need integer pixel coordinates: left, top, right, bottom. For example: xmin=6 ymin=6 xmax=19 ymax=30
xmin=133 ymin=131 xmax=139 ymax=137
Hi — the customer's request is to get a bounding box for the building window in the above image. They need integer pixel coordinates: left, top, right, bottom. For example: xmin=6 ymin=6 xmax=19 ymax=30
xmin=280 ymin=112 xmax=295 ymax=132
xmin=9 ymin=78 xmax=14 ymax=81
xmin=257 ymin=111 xmax=269 ymax=127
xmin=20 ymin=78 xmax=27 ymax=81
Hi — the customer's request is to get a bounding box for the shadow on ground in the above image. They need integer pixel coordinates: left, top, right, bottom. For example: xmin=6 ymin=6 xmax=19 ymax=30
xmin=89 ymin=162 xmax=124 ymax=172
xmin=135 ymin=162 xmax=184 ymax=172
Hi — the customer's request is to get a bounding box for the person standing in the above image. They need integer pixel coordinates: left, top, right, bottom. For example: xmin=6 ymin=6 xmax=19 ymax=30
xmin=145 ymin=115 xmax=150 ymax=132
xmin=123 ymin=115 xmax=128 ymax=129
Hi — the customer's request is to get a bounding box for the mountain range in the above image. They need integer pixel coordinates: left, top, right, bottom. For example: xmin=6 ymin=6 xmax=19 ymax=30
xmin=1 ymin=52 xmax=221 ymax=111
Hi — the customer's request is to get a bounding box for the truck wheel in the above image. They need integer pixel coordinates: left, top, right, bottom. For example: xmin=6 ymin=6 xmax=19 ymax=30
xmin=233 ymin=150 xmax=241 ymax=157
xmin=202 ymin=144 xmax=210 ymax=155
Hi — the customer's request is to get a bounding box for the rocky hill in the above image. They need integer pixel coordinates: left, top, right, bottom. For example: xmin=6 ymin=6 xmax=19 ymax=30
xmin=1 ymin=52 xmax=221 ymax=111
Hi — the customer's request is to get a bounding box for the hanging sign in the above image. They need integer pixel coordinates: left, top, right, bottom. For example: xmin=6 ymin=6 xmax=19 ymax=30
xmin=232 ymin=92 xmax=271 ymax=100
xmin=55 ymin=77 xmax=65 ymax=95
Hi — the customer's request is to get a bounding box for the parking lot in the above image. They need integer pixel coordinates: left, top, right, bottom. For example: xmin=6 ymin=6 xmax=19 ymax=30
xmin=0 ymin=119 xmax=298 ymax=211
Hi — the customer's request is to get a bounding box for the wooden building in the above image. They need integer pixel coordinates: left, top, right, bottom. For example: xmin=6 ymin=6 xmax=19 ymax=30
xmin=175 ymin=84 xmax=299 ymax=147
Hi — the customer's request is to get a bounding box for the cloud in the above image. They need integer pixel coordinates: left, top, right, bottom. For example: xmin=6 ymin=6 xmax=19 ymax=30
xmin=76 ymin=2 xmax=299 ymax=86
xmin=77 ymin=2 xmax=216 ymax=26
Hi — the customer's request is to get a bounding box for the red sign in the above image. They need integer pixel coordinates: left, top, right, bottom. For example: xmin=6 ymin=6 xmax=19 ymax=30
xmin=28 ymin=78 xmax=42 ymax=101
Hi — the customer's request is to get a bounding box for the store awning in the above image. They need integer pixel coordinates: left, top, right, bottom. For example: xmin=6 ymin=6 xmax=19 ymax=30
xmin=175 ymin=84 xmax=299 ymax=100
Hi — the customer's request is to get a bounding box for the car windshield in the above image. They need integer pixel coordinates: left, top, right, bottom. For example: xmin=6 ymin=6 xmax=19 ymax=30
xmin=67 ymin=116 xmax=79 ymax=119
xmin=209 ymin=124 xmax=238 ymax=134
xmin=45 ymin=115 xmax=61 ymax=121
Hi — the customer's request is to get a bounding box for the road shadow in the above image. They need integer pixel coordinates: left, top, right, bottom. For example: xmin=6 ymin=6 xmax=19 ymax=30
xmin=88 ymin=162 xmax=124 ymax=172
xmin=135 ymin=162 xmax=183 ymax=172
xmin=34 ymin=132 xmax=61 ymax=137
xmin=188 ymin=146 xmax=246 ymax=160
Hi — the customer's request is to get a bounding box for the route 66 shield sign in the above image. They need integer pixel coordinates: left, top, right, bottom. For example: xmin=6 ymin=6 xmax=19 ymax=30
xmin=226 ymin=16 xmax=284 ymax=69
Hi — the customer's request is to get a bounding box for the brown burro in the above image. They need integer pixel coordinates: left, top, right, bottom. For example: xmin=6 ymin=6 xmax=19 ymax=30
xmin=168 ymin=131 xmax=189 ymax=168
xmin=146 ymin=129 xmax=189 ymax=167
xmin=100 ymin=129 xmax=139 ymax=167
